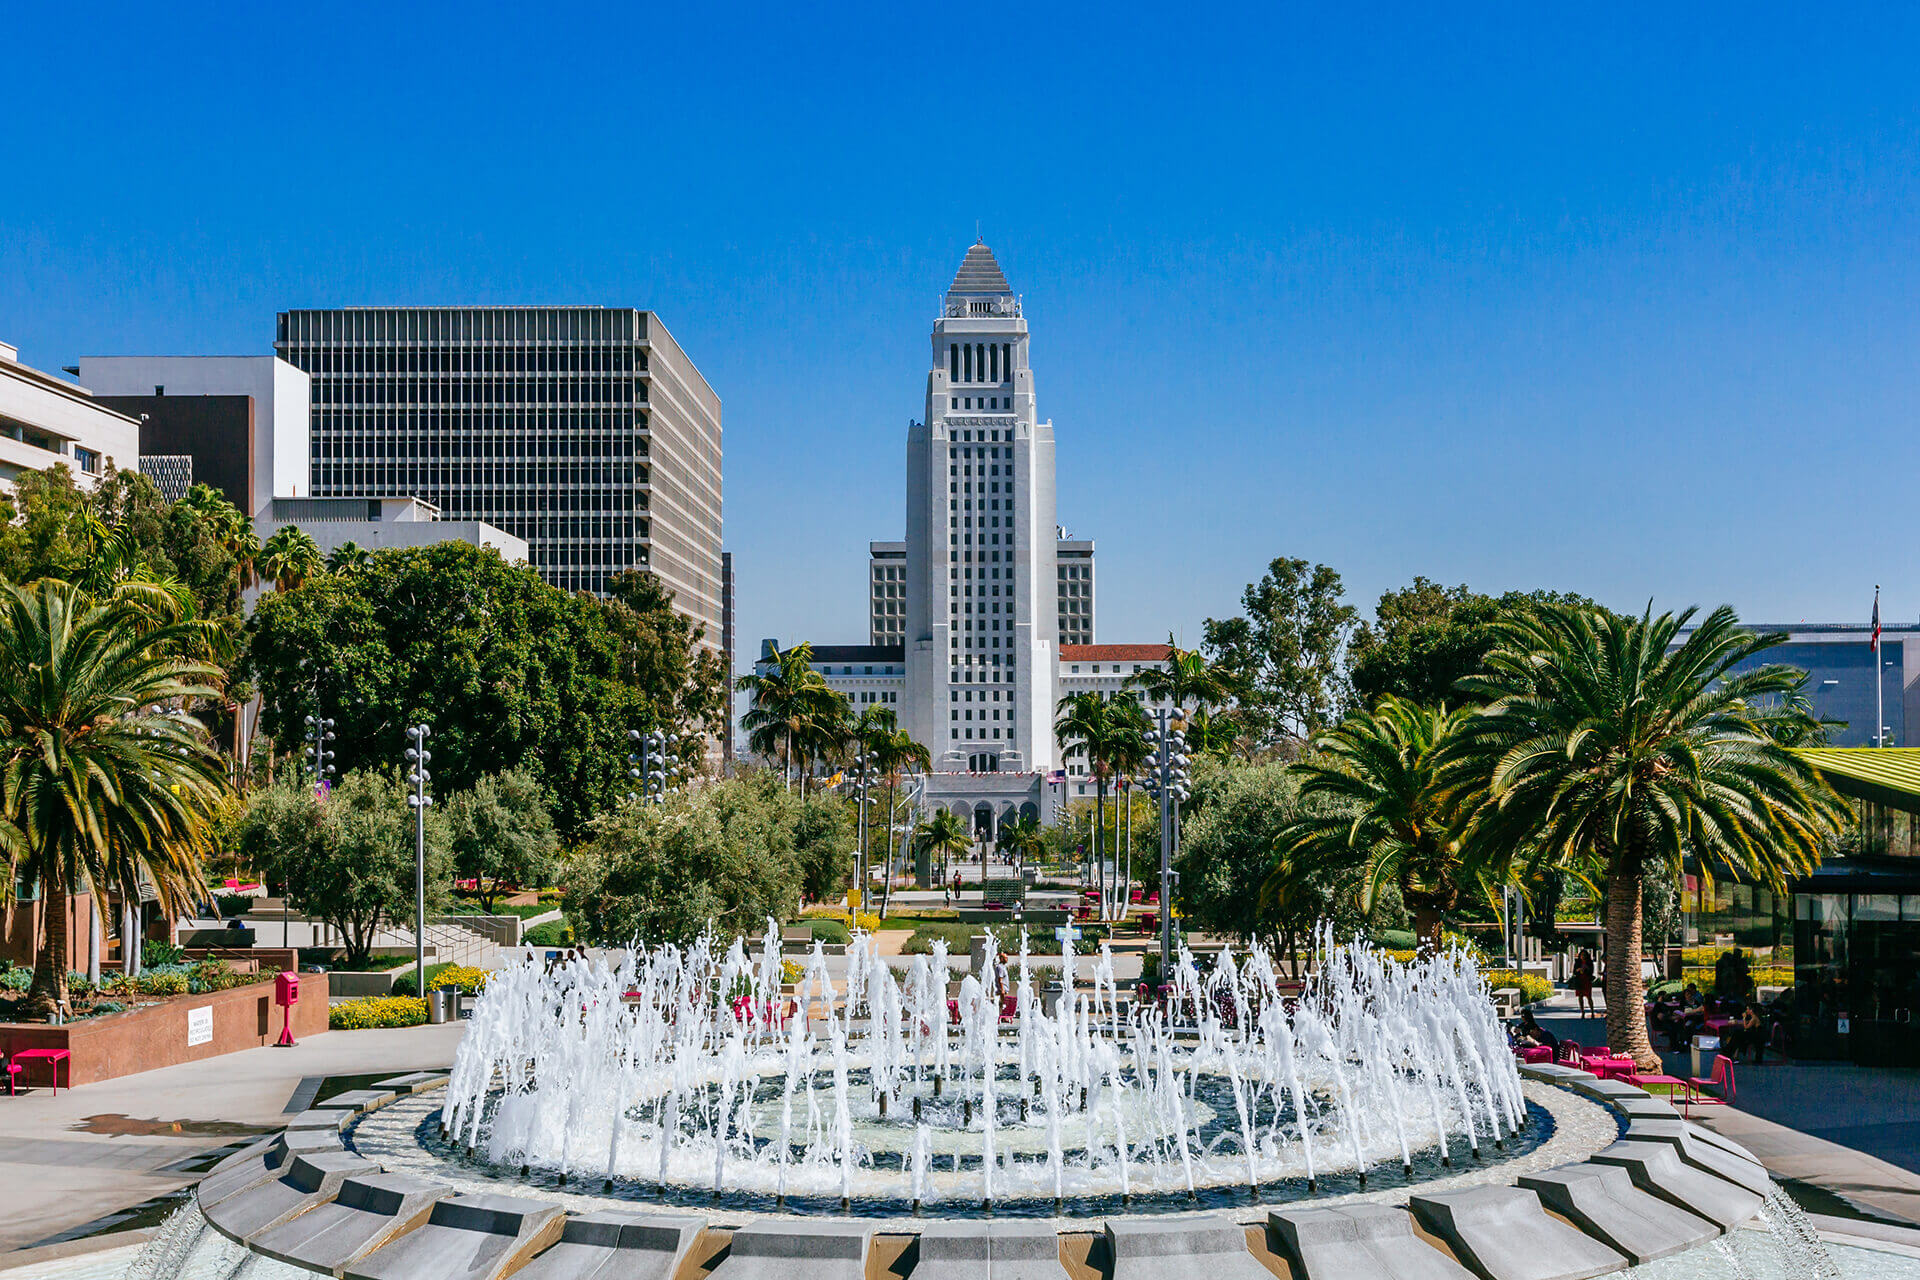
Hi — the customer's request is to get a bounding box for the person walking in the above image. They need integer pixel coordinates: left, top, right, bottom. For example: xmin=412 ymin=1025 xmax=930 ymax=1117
xmin=1573 ymin=948 xmax=1597 ymax=1019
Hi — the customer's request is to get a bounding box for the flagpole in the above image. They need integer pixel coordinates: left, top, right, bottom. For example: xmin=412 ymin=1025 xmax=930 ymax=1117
xmin=1875 ymin=585 xmax=1884 ymax=748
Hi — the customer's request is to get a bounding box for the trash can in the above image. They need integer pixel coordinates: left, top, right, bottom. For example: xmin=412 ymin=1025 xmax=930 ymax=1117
xmin=429 ymin=989 xmax=452 ymax=1024
xmin=1690 ymin=1034 xmax=1720 ymax=1079
xmin=1042 ymin=979 xmax=1066 ymax=1018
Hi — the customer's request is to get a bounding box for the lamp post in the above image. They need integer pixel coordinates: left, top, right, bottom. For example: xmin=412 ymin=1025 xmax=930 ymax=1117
xmin=851 ymin=752 xmax=879 ymax=910
xmin=405 ymin=724 xmax=432 ymax=992
xmin=1148 ymin=708 xmax=1191 ymax=975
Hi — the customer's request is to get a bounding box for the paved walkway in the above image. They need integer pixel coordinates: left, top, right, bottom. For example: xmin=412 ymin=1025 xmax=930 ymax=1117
xmin=0 ymin=1024 xmax=465 ymax=1256
xmin=1534 ymin=990 xmax=1920 ymax=1226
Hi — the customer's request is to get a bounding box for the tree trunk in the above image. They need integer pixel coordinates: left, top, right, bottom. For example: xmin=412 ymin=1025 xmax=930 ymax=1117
xmin=1412 ymin=905 xmax=1444 ymax=955
xmin=879 ymin=779 xmax=897 ymax=918
xmin=1094 ymin=781 xmax=1107 ymax=921
xmin=27 ymin=879 xmax=70 ymax=1019
xmin=1605 ymin=862 xmax=1658 ymax=1069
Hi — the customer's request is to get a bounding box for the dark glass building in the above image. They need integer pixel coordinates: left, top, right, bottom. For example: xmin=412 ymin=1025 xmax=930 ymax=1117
xmin=274 ymin=307 xmax=722 ymax=640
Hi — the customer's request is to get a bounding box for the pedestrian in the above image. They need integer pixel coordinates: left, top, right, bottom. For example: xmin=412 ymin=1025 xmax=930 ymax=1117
xmin=1573 ymin=948 xmax=1596 ymax=1019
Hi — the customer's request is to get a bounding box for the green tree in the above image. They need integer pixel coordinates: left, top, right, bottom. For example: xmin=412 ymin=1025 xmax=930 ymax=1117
xmin=849 ymin=708 xmax=932 ymax=917
xmin=242 ymin=542 xmax=720 ymax=837
xmin=1177 ymin=759 xmax=1360 ymax=952
xmin=446 ymin=768 xmax=560 ymax=912
xmin=736 ymin=642 xmax=850 ymax=794
xmin=996 ymin=810 xmax=1045 ymax=892
xmin=1453 ymin=603 xmax=1849 ymax=1068
xmin=326 ymin=541 xmax=372 ymax=575
xmin=1124 ymin=634 xmax=1234 ymax=712
xmin=235 ymin=770 xmax=453 ymax=968
xmin=0 ymin=580 xmax=230 ymax=1016
xmin=258 ymin=526 xmax=324 ymax=591
xmin=1202 ymin=556 xmax=1356 ymax=749
xmin=1279 ymin=696 xmax=1494 ymax=952
xmin=564 ymin=772 xmax=834 ymax=945
xmin=1345 ymin=578 xmax=1603 ymax=711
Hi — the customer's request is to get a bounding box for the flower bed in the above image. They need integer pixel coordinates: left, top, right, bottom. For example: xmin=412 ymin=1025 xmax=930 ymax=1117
xmin=329 ymin=996 xmax=428 ymax=1029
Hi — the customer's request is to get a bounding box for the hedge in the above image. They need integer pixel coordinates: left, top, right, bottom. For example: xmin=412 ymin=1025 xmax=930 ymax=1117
xmin=330 ymin=996 xmax=429 ymax=1029
xmin=1482 ymin=969 xmax=1554 ymax=1004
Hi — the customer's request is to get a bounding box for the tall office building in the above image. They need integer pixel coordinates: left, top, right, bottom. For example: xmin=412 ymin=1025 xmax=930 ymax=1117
xmin=1056 ymin=538 xmax=1095 ymax=646
xmin=274 ymin=307 xmax=723 ymax=642
xmin=904 ymin=242 xmax=1058 ymax=775
xmin=878 ymin=534 xmax=1093 ymax=648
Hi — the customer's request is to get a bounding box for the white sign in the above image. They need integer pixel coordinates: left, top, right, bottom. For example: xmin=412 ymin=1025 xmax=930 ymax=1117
xmin=187 ymin=1005 xmax=213 ymax=1047
xmin=1054 ymin=926 xmax=1081 ymax=943
xmin=1837 ymin=1016 xmax=1851 ymax=1035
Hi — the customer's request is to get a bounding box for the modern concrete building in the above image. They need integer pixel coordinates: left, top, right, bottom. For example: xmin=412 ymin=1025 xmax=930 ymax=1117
xmin=273 ymin=306 xmax=723 ymax=645
xmin=0 ymin=341 xmax=141 ymax=491
xmin=252 ymin=496 xmax=528 ymax=564
xmin=1057 ymin=537 xmax=1095 ymax=646
xmin=80 ymin=356 xmax=312 ymax=516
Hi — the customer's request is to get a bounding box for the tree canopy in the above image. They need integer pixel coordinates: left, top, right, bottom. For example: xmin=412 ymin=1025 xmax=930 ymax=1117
xmin=241 ymin=541 xmax=726 ymax=836
xmin=1202 ymin=556 xmax=1356 ymax=750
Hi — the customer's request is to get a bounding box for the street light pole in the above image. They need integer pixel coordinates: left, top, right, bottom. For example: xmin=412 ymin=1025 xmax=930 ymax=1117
xmin=1150 ymin=708 xmax=1191 ymax=977
xmin=406 ymin=724 xmax=432 ymax=992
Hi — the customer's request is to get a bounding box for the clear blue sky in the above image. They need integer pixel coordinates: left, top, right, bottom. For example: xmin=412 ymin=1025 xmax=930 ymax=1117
xmin=7 ymin=3 xmax=1920 ymax=671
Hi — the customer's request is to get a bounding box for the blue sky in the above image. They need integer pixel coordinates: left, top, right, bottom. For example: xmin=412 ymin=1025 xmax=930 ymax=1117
xmin=7 ymin=3 xmax=1920 ymax=669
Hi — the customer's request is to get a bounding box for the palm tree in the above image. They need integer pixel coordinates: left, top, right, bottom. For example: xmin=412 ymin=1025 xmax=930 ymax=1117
xmin=1054 ymin=691 xmax=1151 ymax=919
xmin=0 ymin=580 xmax=231 ymax=1018
xmin=1452 ymin=603 xmax=1848 ymax=1069
xmin=735 ymin=642 xmax=847 ymax=794
xmin=858 ymin=714 xmax=932 ymax=918
xmin=1279 ymin=696 xmax=1493 ymax=953
xmin=258 ymin=526 xmax=323 ymax=591
xmin=326 ymin=540 xmax=372 ymax=574
xmin=1125 ymin=634 xmax=1234 ymax=712
xmin=176 ymin=484 xmax=260 ymax=587
xmin=995 ymin=811 xmax=1045 ymax=898
xmin=914 ymin=808 xmax=973 ymax=892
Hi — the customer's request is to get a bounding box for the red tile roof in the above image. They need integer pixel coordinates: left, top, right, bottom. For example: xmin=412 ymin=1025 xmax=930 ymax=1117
xmin=1060 ymin=644 xmax=1171 ymax=662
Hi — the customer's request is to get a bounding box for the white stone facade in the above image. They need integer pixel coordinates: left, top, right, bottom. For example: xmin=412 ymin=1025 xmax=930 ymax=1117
xmin=0 ymin=341 xmax=141 ymax=492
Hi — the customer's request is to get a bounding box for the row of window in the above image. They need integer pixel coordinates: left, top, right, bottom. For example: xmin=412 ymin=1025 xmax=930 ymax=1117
xmin=1058 ymin=565 xmax=1089 ymax=578
xmin=314 ymin=380 xmax=643 ymax=406
xmin=289 ymin=347 xmax=646 ymax=374
xmin=954 ymin=397 xmax=1008 ymax=411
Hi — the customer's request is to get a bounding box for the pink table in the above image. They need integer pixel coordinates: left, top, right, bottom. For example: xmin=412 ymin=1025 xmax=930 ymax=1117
xmin=11 ymin=1048 xmax=69 ymax=1094
xmin=1584 ymin=1054 xmax=1636 ymax=1080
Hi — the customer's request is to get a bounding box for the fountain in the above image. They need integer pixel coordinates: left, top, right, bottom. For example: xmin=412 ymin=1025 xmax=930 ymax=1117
xmin=89 ymin=925 xmax=1920 ymax=1280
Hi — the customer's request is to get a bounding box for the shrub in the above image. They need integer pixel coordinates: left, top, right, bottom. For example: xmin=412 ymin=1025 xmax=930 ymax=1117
xmin=138 ymin=971 xmax=189 ymax=996
xmin=1371 ymin=929 xmax=1417 ymax=951
xmin=189 ymin=960 xmax=259 ymax=994
xmin=329 ymin=996 xmax=428 ymax=1029
xmin=806 ymin=919 xmax=851 ymax=946
xmin=0 ymin=967 xmax=31 ymax=992
xmin=1482 ymin=969 xmax=1554 ymax=1005
xmin=85 ymin=1000 xmax=128 ymax=1018
xmin=780 ymin=959 xmax=804 ymax=985
xmin=524 ymin=920 xmax=570 ymax=948
xmin=215 ymin=893 xmax=255 ymax=917
xmin=428 ymin=965 xmax=490 ymax=994
xmin=141 ymin=939 xmax=186 ymax=969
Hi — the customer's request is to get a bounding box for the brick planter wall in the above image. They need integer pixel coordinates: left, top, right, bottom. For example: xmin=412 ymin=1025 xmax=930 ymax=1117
xmin=0 ymin=977 xmax=331 ymax=1087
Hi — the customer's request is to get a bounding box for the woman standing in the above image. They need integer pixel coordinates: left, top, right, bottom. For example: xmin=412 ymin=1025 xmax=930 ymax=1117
xmin=1573 ymin=948 xmax=1597 ymax=1019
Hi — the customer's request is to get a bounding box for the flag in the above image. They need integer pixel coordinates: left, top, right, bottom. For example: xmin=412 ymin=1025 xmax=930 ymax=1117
xmin=1046 ymin=769 xmax=1066 ymax=784
xmin=1872 ymin=587 xmax=1882 ymax=653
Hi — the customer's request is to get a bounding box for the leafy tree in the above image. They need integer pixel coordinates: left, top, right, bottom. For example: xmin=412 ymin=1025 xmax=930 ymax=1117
xmin=1124 ymin=634 xmax=1234 ymax=712
xmin=446 ymin=768 xmax=560 ymax=912
xmin=1453 ymin=603 xmax=1849 ymax=1068
xmin=848 ymin=707 xmax=932 ymax=916
xmin=603 ymin=571 xmax=730 ymax=758
xmin=258 ymin=526 xmax=323 ymax=591
xmin=564 ymin=772 xmax=842 ymax=946
xmin=996 ymin=811 xmax=1045 ymax=888
xmin=1345 ymin=578 xmax=1603 ymax=710
xmin=326 ymin=541 xmax=372 ymax=574
xmin=1176 ymin=759 xmax=1361 ymax=953
xmin=242 ymin=542 xmax=722 ymax=837
xmin=1279 ymin=696 xmax=1498 ymax=952
xmin=0 ymin=580 xmax=230 ymax=1016
xmin=235 ymin=770 xmax=453 ymax=968
xmin=1202 ymin=556 xmax=1356 ymax=749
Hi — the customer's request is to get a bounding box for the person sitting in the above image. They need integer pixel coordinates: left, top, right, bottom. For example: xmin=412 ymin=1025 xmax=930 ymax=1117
xmin=1515 ymin=1009 xmax=1558 ymax=1052
xmin=1721 ymin=1002 xmax=1768 ymax=1063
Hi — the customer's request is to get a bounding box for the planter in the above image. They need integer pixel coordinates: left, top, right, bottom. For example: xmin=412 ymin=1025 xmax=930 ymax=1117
xmin=0 ymin=976 xmax=330 ymax=1087
xmin=328 ymin=969 xmax=404 ymax=998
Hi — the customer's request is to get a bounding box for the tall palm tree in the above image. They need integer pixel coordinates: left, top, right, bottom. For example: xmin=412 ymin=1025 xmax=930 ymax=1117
xmin=258 ymin=526 xmax=323 ymax=591
xmin=176 ymin=484 xmax=260 ymax=587
xmin=1452 ymin=603 xmax=1848 ymax=1068
xmin=326 ymin=540 xmax=372 ymax=574
xmin=858 ymin=713 xmax=932 ymax=918
xmin=995 ymin=811 xmax=1045 ymax=898
xmin=1124 ymin=634 xmax=1233 ymax=712
xmin=0 ymin=580 xmax=231 ymax=1018
xmin=1279 ymin=696 xmax=1493 ymax=953
xmin=914 ymin=808 xmax=973 ymax=892
xmin=1054 ymin=691 xmax=1151 ymax=920
xmin=735 ymin=642 xmax=847 ymax=794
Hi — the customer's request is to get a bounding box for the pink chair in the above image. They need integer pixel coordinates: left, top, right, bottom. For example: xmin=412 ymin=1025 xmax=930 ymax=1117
xmin=1518 ymin=1045 xmax=1553 ymax=1064
xmin=2 ymin=1057 xmax=19 ymax=1096
xmin=1683 ymin=1055 xmax=1736 ymax=1112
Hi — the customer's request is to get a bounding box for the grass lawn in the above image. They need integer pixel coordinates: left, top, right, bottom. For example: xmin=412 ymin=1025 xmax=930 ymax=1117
xmin=524 ymin=919 xmax=570 ymax=948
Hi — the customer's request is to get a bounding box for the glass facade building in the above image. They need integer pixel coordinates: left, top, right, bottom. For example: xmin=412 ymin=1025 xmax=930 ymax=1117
xmin=274 ymin=307 xmax=722 ymax=641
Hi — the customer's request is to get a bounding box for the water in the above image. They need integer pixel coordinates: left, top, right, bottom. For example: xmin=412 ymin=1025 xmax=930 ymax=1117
xmin=444 ymin=926 xmax=1534 ymax=1210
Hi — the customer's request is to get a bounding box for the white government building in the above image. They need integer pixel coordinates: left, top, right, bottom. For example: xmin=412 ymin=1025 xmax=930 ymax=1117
xmin=757 ymin=243 xmax=1173 ymax=839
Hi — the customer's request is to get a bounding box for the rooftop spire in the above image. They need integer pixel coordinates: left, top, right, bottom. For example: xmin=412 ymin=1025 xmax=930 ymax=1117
xmin=948 ymin=241 xmax=1011 ymax=295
